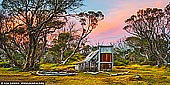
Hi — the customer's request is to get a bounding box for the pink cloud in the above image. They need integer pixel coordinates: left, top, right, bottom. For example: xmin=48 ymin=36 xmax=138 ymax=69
xmin=88 ymin=0 xmax=170 ymax=45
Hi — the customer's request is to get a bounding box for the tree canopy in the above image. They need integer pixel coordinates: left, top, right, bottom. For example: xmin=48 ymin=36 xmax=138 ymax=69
xmin=123 ymin=3 xmax=170 ymax=66
xmin=0 ymin=0 xmax=104 ymax=70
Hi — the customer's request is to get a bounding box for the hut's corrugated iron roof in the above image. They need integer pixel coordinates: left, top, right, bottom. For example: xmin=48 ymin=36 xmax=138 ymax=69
xmin=79 ymin=50 xmax=99 ymax=63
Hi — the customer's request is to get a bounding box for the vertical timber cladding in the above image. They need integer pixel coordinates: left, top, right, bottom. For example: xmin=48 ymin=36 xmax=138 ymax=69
xmin=99 ymin=46 xmax=113 ymax=71
xmin=100 ymin=53 xmax=112 ymax=62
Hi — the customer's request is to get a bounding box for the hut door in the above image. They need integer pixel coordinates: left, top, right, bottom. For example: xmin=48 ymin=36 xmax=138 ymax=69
xmin=100 ymin=53 xmax=112 ymax=62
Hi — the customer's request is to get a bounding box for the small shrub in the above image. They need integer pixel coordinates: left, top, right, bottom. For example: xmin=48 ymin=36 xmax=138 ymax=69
xmin=66 ymin=53 xmax=84 ymax=65
xmin=7 ymin=68 xmax=21 ymax=71
xmin=34 ymin=64 xmax=40 ymax=71
xmin=140 ymin=61 xmax=157 ymax=66
xmin=0 ymin=62 xmax=11 ymax=68
xmin=114 ymin=61 xmax=126 ymax=66
xmin=114 ymin=57 xmax=129 ymax=66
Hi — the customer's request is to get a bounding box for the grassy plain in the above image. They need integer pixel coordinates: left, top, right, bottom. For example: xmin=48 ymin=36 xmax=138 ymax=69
xmin=0 ymin=65 xmax=170 ymax=85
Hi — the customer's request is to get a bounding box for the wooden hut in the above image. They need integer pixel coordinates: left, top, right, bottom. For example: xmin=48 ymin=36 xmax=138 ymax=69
xmin=76 ymin=45 xmax=114 ymax=71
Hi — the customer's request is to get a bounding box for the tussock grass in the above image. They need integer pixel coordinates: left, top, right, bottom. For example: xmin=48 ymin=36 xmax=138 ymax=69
xmin=0 ymin=65 xmax=170 ymax=85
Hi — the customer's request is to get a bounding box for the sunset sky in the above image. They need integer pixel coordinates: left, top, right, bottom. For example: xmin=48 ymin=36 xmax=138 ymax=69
xmin=82 ymin=0 xmax=170 ymax=45
xmin=0 ymin=0 xmax=169 ymax=45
